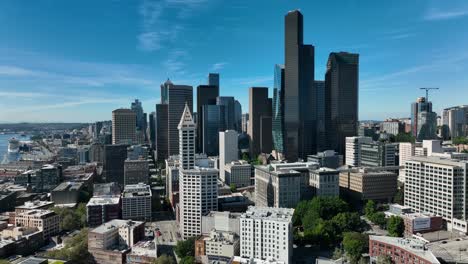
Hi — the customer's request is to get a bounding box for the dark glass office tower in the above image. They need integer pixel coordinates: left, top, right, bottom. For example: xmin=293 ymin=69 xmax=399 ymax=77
xmin=248 ymin=87 xmax=272 ymax=157
xmin=208 ymin=73 xmax=220 ymax=88
xmin=411 ymin=97 xmax=436 ymax=141
xmin=314 ymin=80 xmax=327 ymax=151
xmin=202 ymin=105 xmax=226 ymax=156
xmin=284 ymin=10 xmax=315 ymax=161
xmin=131 ymin=99 xmax=145 ymax=132
xmin=196 ymin=85 xmax=219 ymax=152
xmin=234 ymin=100 xmax=242 ymax=133
xmin=325 ymin=52 xmax=359 ymax=155
xmin=155 ymin=80 xmax=193 ymax=160
xmin=149 ymin=112 xmax=156 ymax=150
xmin=272 ymin=64 xmax=285 ymax=153
xmin=217 ymin=96 xmax=236 ymax=130
xmin=103 ymin=144 xmax=128 ymax=186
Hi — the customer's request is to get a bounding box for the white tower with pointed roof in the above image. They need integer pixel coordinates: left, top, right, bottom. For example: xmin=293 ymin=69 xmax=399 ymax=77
xmin=178 ymin=103 xmax=219 ymax=239
xmin=178 ymin=103 xmax=196 ymax=170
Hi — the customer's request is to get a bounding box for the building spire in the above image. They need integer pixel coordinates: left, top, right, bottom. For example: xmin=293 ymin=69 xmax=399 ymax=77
xmin=178 ymin=103 xmax=195 ymax=129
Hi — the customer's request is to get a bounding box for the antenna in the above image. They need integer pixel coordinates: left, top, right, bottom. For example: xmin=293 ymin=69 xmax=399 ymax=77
xmin=419 ymin=88 xmax=439 ymax=102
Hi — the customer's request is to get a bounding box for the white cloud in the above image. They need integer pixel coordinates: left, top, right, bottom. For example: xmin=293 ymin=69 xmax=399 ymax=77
xmin=210 ymin=62 xmax=228 ymax=71
xmin=424 ymin=8 xmax=468 ymax=21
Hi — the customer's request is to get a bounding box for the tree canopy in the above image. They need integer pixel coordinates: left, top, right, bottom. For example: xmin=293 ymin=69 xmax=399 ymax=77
xmin=453 ymin=137 xmax=468 ymax=145
xmin=343 ymin=232 xmax=368 ymax=264
xmin=394 ymin=133 xmax=415 ymax=143
xmin=175 ymin=237 xmax=196 ymax=258
xmin=387 ymin=216 xmax=404 ymax=237
xmin=52 ymin=203 xmax=87 ymax=231
xmin=180 ymin=256 xmax=195 ymax=264
xmin=44 ymin=228 xmax=92 ymax=263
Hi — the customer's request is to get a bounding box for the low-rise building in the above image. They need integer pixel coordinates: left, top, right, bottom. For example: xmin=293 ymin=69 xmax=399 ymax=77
xmin=224 ymin=161 xmax=252 ymax=188
xmin=15 ymin=200 xmax=54 ymax=214
xmin=402 ymin=213 xmax=443 ymax=235
xmin=86 ymin=196 xmax=121 ymax=227
xmin=122 ymin=183 xmax=152 ymax=221
xmin=126 ymin=239 xmax=157 ymax=264
xmin=202 ymin=211 xmax=241 ymax=235
xmin=15 ymin=209 xmax=60 ymax=239
xmin=307 ymin=150 xmax=341 ymax=169
xmin=0 ymin=226 xmax=44 ymax=257
xmin=51 ymin=181 xmax=85 ymax=207
xmin=196 ymin=230 xmax=240 ymax=261
xmin=309 ymin=168 xmax=339 ymax=197
xmin=88 ymin=219 xmax=145 ymax=264
xmin=369 ymin=235 xmax=439 ymax=264
xmin=339 ymin=168 xmax=397 ymax=202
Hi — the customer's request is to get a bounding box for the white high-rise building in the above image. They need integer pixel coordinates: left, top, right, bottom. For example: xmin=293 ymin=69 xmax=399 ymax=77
xmin=399 ymin=142 xmax=415 ymax=183
xmin=404 ymin=156 xmax=468 ymax=232
xmin=345 ymin=136 xmax=372 ymax=167
xmin=240 ymin=206 xmax=294 ymax=264
xmin=219 ymin=130 xmax=239 ymax=183
xmin=112 ymin=108 xmax=136 ymax=145
xmin=179 ymin=104 xmax=218 ymax=239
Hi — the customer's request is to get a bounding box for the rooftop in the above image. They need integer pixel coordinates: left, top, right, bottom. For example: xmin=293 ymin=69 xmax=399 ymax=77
xmin=87 ymin=196 xmax=120 ymax=206
xmin=16 ymin=209 xmax=56 ymax=218
xmin=122 ymin=183 xmax=152 ymax=197
xmin=130 ymin=239 xmax=157 ymax=257
xmin=370 ymin=235 xmax=439 ymax=263
xmin=52 ymin=181 xmax=84 ymax=192
xmin=241 ymin=206 xmax=294 ymax=222
xmin=91 ymin=219 xmax=144 ymax=234
xmin=408 ymin=156 xmax=468 ymax=167
xmin=16 ymin=200 xmax=54 ymax=210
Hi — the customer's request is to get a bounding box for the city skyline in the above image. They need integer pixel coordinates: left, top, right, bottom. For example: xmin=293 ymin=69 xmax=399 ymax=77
xmin=1 ymin=0 xmax=468 ymax=122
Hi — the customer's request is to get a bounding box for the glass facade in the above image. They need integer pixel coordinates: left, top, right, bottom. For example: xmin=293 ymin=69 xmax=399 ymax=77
xmin=202 ymin=105 xmax=226 ymax=156
xmin=272 ymin=64 xmax=285 ymax=153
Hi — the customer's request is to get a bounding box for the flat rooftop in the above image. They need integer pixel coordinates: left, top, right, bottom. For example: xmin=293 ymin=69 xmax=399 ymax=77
xmin=91 ymin=219 xmax=144 ymax=234
xmin=408 ymin=156 xmax=468 ymax=167
xmin=370 ymin=235 xmax=439 ymax=263
xmin=53 ymin=181 xmax=84 ymax=192
xmin=87 ymin=196 xmax=120 ymax=206
xmin=16 ymin=200 xmax=54 ymax=209
xmin=122 ymin=184 xmax=152 ymax=197
xmin=241 ymin=206 xmax=294 ymax=222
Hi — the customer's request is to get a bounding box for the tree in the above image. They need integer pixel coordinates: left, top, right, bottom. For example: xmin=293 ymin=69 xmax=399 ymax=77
xmin=293 ymin=200 xmax=311 ymax=226
xmin=180 ymin=256 xmax=195 ymax=264
xmin=453 ymin=137 xmax=468 ymax=145
xmin=241 ymin=153 xmax=250 ymax=162
xmin=394 ymin=132 xmax=415 ymax=143
xmin=332 ymin=248 xmax=344 ymax=260
xmin=393 ymin=185 xmax=404 ymax=205
xmin=175 ymin=237 xmax=196 ymax=258
xmin=153 ymin=254 xmax=175 ymax=264
xmin=230 ymin=183 xmax=237 ymax=193
xmin=387 ymin=216 xmax=404 ymax=237
xmin=343 ymin=232 xmax=368 ymax=264
xmin=369 ymin=212 xmax=386 ymax=228
xmin=52 ymin=204 xmax=87 ymax=231
xmin=377 ymin=255 xmax=394 ymax=264
xmin=331 ymin=212 xmax=362 ymax=232
xmin=44 ymin=228 xmax=92 ymax=264
xmin=364 ymin=200 xmax=376 ymax=217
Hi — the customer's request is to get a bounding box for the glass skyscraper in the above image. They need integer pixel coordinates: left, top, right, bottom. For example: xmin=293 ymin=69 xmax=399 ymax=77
xmin=202 ymin=105 xmax=226 ymax=156
xmin=272 ymin=64 xmax=285 ymax=153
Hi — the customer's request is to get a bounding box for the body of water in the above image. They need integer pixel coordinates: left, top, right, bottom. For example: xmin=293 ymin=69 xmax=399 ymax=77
xmin=0 ymin=133 xmax=30 ymax=163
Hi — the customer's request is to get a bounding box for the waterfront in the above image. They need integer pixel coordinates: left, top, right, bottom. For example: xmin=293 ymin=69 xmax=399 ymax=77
xmin=0 ymin=133 xmax=30 ymax=163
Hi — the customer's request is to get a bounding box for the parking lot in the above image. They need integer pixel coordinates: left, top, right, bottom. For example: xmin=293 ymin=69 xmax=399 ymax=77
xmin=147 ymin=220 xmax=181 ymax=246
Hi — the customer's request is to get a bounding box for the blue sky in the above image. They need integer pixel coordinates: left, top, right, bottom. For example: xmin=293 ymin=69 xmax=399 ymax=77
xmin=0 ymin=0 xmax=468 ymax=122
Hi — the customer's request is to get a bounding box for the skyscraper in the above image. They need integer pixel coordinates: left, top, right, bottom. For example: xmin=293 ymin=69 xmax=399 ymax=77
xmin=283 ymin=10 xmax=316 ymax=161
xmin=112 ymin=109 xmax=136 ymax=145
xmin=219 ymin=130 xmax=239 ymax=183
xmin=202 ymin=105 xmax=226 ymax=156
xmin=155 ymin=79 xmax=193 ymax=160
xmin=131 ymin=99 xmax=144 ymax=131
xmin=217 ymin=96 xmax=236 ymax=130
xmin=178 ymin=104 xmax=218 ymax=239
xmin=442 ymin=105 xmax=468 ymax=139
xmin=234 ymin=100 xmax=242 ymax=133
xmin=103 ymin=144 xmax=128 ymax=185
xmin=196 ymin=85 xmax=219 ymax=153
xmin=411 ymin=97 xmax=437 ymax=141
xmin=325 ymin=52 xmax=359 ymax=156
xmin=208 ymin=73 xmax=220 ymax=88
xmin=315 ymin=80 xmax=327 ymax=151
xmin=272 ymin=64 xmax=285 ymax=154
xmin=248 ymin=87 xmax=272 ymax=158
xmin=148 ymin=112 xmax=156 ymax=150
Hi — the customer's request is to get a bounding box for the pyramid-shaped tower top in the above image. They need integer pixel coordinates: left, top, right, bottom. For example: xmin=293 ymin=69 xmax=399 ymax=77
xmin=178 ymin=103 xmax=195 ymax=129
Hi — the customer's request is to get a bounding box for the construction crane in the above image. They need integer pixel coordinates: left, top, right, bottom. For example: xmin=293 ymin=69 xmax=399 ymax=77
xmin=420 ymin=87 xmax=439 ymax=102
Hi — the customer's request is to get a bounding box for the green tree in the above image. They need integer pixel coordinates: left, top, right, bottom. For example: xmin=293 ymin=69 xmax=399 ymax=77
xmin=394 ymin=132 xmax=415 ymax=143
xmin=393 ymin=185 xmax=404 ymax=205
xmin=52 ymin=204 xmax=87 ymax=231
xmin=45 ymin=228 xmax=91 ymax=264
xmin=331 ymin=212 xmax=362 ymax=232
xmin=152 ymin=254 xmax=175 ymax=264
xmin=342 ymin=232 xmax=368 ymax=264
xmin=241 ymin=153 xmax=250 ymax=162
xmin=453 ymin=137 xmax=468 ymax=145
xmin=175 ymin=237 xmax=196 ymax=258
xmin=332 ymin=248 xmax=344 ymax=260
xmin=180 ymin=256 xmax=195 ymax=264
xmin=364 ymin=200 xmax=376 ymax=217
xmin=230 ymin=183 xmax=237 ymax=193
xmin=387 ymin=216 xmax=404 ymax=237
xmin=369 ymin=212 xmax=387 ymax=228
xmin=293 ymin=200 xmax=311 ymax=226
